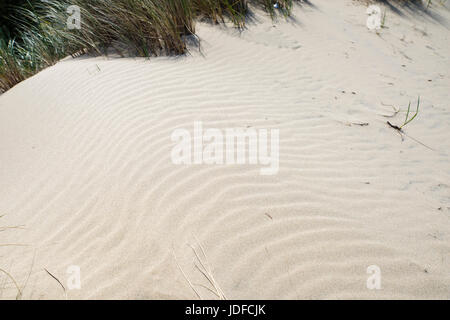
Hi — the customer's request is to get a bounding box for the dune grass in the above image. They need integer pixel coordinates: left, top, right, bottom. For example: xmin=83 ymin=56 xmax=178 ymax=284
xmin=0 ymin=0 xmax=442 ymax=93
xmin=0 ymin=0 xmax=295 ymax=93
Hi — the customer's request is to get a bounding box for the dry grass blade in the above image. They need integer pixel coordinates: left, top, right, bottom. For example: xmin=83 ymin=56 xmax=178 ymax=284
xmin=0 ymin=268 xmax=22 ymax=299
xmin=189 ymin=237 xmax=226 ymax=299
xmin=20 ymin=250 xmax=37 ymax=295
xmin=0 ymin=225 xmax=26 ymax=232
xmin=172 ymin=245 xmax=202 ymax=299
xmin=173 ymin=239 xmax=226 ymax=300
xmin=0 ymin=214 xmax=22 ymax=299
xmin=44 ymin=268 xmax=67 ymax=298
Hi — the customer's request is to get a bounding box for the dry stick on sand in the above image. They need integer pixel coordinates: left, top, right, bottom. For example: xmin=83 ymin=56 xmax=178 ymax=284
xmin=351 ymin=122 xmax=369 ymax=126
xmin=335 ymin=120 xmax=369 ymax=127
xmin=44 ymin=268 xmax=67 ymax=299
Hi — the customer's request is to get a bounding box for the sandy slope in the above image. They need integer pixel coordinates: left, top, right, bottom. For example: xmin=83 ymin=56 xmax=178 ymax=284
xmin=0 ymin=0 xmax=449 ymax=299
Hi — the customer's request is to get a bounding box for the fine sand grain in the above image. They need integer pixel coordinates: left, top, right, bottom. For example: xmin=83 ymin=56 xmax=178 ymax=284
xmin=0 ymin=0 xmax=449 ymax=299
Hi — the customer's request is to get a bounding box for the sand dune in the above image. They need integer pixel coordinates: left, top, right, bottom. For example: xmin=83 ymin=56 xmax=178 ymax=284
xmin=1 ymin=0 xmax=449 ymax=299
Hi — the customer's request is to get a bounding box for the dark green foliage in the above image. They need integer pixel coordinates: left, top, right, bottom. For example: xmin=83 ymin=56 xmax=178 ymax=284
xmin=0 ymin=0 xmax=295 ymax=92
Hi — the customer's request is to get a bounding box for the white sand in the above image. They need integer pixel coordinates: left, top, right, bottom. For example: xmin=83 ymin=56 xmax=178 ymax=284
xmin=1 ymin=0 xmax=449 ymax=299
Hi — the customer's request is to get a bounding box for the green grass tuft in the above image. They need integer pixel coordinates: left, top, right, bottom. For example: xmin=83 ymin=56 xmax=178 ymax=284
xmin=400 ymin=96 xmax=420 ymax=129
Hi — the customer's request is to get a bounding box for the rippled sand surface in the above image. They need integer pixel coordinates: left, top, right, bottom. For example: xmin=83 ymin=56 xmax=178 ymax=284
xmin=0 ymin=0 xmax=449 ymax=299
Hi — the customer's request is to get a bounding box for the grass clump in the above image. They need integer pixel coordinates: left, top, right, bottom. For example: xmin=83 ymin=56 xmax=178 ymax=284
xmin=386 ymin=96 xmax=421 ymax=132
xmin=0 ymin=0 xmax=296 ymax=93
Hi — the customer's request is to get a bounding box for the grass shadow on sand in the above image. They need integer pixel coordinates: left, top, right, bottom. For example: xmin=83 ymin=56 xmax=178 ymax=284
xmin=372 ymin=0 xmax=450 ymax=27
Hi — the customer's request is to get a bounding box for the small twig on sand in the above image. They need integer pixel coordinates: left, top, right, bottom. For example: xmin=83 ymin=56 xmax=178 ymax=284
xmin=336 ymin=120 xmax=369 ymax=127
xmin=44 ymin=268 xmax=67 ymax=298
xmin=351 ymin=122 xmax=369 ymax=126
xmin=387 ymin=121 xmax=402 ymax=131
